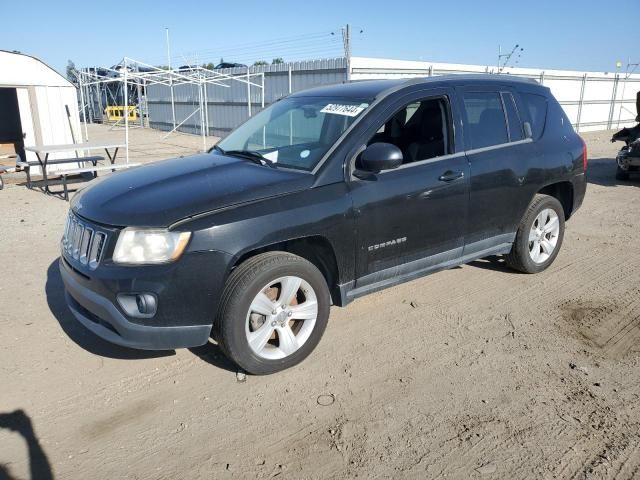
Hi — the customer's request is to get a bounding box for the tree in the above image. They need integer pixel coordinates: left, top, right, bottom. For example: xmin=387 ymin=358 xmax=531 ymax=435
xmin=66 ymin=60 xmax=77 ymax=83
xmin=253 ymin=60 xmax=269 ymax=66
xmin=272 ymin=57 xmax=284 ymax=65
xmin=201 ymin=63 xmax=215 ymax=70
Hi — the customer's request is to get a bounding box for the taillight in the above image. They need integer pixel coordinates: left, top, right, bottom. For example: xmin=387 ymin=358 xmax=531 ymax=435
xmin=581 ymin=138 xmax=588 ymax=171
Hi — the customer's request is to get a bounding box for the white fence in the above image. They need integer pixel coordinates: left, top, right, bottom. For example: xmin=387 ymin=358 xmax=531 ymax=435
xmin=351 ymin=57 xmax=640 ymax=132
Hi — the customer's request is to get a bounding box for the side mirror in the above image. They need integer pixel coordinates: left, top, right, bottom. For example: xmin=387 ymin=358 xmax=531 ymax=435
xmin=523 ymin=121 xmax=533 ymax=139
xmin=357 ymin=143 xmax=403 ymax=174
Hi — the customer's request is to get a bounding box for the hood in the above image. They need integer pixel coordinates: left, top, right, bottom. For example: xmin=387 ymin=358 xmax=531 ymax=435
xmin=71 ymin=152 xmax=313 ymax=227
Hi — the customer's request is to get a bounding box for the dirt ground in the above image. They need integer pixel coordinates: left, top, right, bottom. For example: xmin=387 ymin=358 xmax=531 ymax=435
xmin=1 ymin=125 xmax=639 ymax=480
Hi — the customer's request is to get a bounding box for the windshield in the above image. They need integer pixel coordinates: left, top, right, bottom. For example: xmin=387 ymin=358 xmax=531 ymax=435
xmin=217 ymin=96 xmax=370 ymax=171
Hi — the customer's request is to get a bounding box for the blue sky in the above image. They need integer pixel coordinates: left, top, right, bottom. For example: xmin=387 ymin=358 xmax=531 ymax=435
xmin=3 ymin=0 xmax=638 ymax=75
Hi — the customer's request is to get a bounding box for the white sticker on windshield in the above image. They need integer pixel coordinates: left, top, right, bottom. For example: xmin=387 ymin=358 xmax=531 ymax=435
xmin=320 ymin=103 xmax=368 ymax=117
xmin=263 ymin=151 xmax=278 ymax=162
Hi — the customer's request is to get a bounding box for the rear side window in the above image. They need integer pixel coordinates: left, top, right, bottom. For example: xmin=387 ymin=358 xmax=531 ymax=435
xmin=521 ymin=93 xmax=548 ymax=139
xmin=462 ymin=92 xmax=509 ymax=149
xmin=501 ymin=92 xmax=524 ymax=141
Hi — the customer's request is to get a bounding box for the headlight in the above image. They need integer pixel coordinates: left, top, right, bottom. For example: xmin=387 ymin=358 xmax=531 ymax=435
xmin=113 ymin=228 xmax=191 ymax=264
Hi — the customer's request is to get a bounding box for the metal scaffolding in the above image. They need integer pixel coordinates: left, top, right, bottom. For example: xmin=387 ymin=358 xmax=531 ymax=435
xmin=74 ymin=57 xmax=265 ymax=162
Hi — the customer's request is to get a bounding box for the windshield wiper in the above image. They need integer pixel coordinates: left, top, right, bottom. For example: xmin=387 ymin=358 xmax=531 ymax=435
xmin=224 ymin=149 xmax=276 ymax=168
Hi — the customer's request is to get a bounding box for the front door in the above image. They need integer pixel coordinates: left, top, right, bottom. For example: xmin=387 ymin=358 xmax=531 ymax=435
xmin=349 ymin=89 xmax=469 ymax=291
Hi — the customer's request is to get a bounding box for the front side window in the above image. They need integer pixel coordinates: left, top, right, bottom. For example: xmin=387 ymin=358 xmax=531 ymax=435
xmin=218 ymin=96 xmax=369 ymax=171
xmin=366 ymin=97 xmax=451 ymax=165
xmin=462 ymin=91 xmax=509 ymax=149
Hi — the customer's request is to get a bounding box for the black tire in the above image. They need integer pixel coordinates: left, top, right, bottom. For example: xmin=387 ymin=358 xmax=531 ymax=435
xmin=216 ymin=252 xmax=330 ymax=375
xmin=616 ymin=166 xmax=630 ymax=181
xmin=505 ymin=194 xmax=565 ymax=274
xmin=0 ymin=175 xmax=4 ymax=191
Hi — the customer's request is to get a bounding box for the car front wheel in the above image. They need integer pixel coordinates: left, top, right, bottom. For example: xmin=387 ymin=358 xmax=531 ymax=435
xmin=216 ymin=252 xmax=330 ymax=375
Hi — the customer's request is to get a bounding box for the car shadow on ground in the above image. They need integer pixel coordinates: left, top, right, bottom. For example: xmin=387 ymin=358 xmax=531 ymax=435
xmin=0 ymin=410 xmax=53 ymax=480
xmin=189 ymin=342 xmax=238 ymax=372
xmin=45 ymin=260 xmax=173 ymax=360
xmin=587 ymin=157 xmax=640 ymax=187
xmin=468 ymin=255 xmax=520 ymax=273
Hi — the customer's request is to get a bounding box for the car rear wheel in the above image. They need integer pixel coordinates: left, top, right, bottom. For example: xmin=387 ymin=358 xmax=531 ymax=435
xmin=505 ymin=194 xmax=565 ymax=274
xmin=216 ymin=252 xmax=330 ymax=375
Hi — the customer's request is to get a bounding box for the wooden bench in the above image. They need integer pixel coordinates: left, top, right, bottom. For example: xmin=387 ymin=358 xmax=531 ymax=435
xmin=53 ymin=163 xmax=141 ymax=200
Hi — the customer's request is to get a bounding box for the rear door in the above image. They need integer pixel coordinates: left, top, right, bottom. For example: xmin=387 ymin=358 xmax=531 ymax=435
xmin=349 ymin=88 xmax=469 ymax=288
xmin=457 ymin=86 xmax=536 ymax=256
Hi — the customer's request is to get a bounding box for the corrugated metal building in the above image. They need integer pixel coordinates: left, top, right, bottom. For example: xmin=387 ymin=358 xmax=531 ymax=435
xmin=146 ymin=58 xmax=347 ymax=137
xmin=0 ymin=50 xmax=82 ymax=164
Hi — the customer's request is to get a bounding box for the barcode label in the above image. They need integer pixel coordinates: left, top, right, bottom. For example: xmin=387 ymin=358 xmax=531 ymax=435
xmin=320 ymin=103 xmax=368 ymax=117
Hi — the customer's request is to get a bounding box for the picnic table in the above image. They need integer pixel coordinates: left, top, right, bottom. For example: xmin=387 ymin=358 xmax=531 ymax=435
xmin=23 ymin=142 xmax=138 ymax=200
xmin=25 ymin=142 xmax=126 ymax=192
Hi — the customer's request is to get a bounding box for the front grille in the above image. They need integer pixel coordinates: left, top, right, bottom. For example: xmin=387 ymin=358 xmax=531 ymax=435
xmin=62 ymin=212 xmax=107 ymax=270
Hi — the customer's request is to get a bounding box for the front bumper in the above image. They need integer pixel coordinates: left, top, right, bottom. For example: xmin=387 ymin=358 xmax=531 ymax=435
xmin=60 ymin=258 xmax=212 ymax=349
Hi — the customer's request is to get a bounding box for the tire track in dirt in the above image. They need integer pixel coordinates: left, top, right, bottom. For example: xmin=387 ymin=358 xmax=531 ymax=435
xmin=558 ymin=287 xmax=640 ymax=360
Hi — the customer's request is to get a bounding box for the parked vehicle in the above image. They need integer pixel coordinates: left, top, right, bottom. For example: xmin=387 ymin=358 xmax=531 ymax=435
xmin=214 ymin=62 xmax=247 ymax=70
xmin=611 ymin=93 xmax=640 ymax=180
xmin=59 ymin=75 xmax=587 ymax=374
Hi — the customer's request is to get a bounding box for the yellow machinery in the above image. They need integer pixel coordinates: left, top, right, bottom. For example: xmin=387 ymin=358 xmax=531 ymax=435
xmin=105 ymin=106 xmax=138 ymax=123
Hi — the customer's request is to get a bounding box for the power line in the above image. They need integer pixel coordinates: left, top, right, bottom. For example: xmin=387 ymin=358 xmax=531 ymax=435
xmin=195 ymin=43 xmax=343 ymax=61
xmin=178 ymin=41 xmax=344 ymax=66
xmin=178 ymin=31 xmax=336 ymax=58
xmin=140 ymin=29 xmax=344 ymax=67
xmin=164 ymin=31 xmax=338 ymax=64
xmin=195 ymin=39 xmax=343 ymax=60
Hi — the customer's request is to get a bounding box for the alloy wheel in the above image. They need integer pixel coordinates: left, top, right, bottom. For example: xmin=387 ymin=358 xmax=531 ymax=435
xmin=528 ymin=208 xmax=560 ymax=263
xmin=245 ymin=276 xmax=318 ymax=360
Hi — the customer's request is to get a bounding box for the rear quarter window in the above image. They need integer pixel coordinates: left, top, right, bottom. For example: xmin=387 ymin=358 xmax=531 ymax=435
xmin=521 ymin=93 xmax=548 ymax=139
xmin=548 ymin=99 xmax=576 ymax=136
xmin=462 ymin=92 xmax=509 ymax=149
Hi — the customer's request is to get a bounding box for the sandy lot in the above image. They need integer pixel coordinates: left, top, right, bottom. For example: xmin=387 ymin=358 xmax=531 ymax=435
xmin=1 ymin=125 xmax=639 ymax=480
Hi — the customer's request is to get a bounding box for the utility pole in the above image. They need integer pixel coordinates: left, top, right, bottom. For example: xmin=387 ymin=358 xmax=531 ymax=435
xmin=342 ymin=24 xmax=352 ymax=82
xmin=166 ymin=27 xmax=176 ymax=130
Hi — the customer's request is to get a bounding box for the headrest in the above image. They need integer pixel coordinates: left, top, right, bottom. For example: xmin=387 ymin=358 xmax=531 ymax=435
xmin=478 ymin=108 xmax=504 ymax=127
xmin=389 ymin=109 xmax=406 ymax=137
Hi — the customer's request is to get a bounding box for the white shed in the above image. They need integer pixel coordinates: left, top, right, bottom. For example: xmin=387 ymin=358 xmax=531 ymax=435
xmin=0 ymin=50 xmax=82 ymax=164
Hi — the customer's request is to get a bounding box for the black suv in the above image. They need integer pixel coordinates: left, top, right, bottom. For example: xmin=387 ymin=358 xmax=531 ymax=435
xmin=60 ymin=75 xmax=587 ymax=374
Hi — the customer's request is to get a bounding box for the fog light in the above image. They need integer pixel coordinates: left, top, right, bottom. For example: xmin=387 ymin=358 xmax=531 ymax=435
xmin=117 ymin=293 xmax=157 ymax=318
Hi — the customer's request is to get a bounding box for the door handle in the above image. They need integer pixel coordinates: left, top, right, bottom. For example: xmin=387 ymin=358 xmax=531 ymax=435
xmin=438 ymin=170 xmax=464 ymax=182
